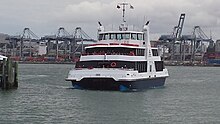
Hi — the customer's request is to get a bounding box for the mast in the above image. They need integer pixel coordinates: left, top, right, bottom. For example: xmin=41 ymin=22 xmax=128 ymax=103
xmin=117 ymin=2 xmax=134 ymax=22
xmin=117 ymin=2 xmax=134 ymax=31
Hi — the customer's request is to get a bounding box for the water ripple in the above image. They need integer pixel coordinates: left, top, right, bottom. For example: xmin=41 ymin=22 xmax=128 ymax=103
xmin=0 ymin=65 xmax=220 ymax=124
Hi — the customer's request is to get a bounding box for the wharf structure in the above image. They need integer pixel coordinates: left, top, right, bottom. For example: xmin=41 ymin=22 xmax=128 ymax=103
xmin=158 ymin=13 xmax=216 ymax=65
xmin=1 ymin=27 xmax=96 ymax=63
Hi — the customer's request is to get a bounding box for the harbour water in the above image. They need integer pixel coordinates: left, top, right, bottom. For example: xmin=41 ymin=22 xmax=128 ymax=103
xmin=0 ymin=64 xmax=220 ymax=124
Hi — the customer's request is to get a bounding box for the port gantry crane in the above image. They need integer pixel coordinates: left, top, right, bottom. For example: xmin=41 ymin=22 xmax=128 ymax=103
xmin=159 ymin=13 xmax=186 ymax=61
xmin=180 ymin=26 xmax=213 ymax=62
xmin=6 ymin=28 xmax=39 ymax=58
xmin=159 ymin=13 xmax=213 ymax=62
xmin=6 ymin=27 xmax=96 ymax=61
xmin=21 ymin=28 xmax=39 ymax=58
xmin=5 ymin=35 xmax=21 ymax=57
xmin=41 ymin=27 xmax=73 ymax=60
xmin=41 ymin=27 xmax=96 ymax=61
xmin=191 ymin=26 xmax=213 ymax=61
xmin=72 ymin=27 xmax=97 ymax=60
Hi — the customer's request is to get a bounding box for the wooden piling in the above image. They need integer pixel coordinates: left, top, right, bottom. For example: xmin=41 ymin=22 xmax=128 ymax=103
xmin=2 ymin=59 xmax=6 ymax=89
xmin=14 ymin=62 xmax=18 ymax=87
xmin=0 ymin=58 xmax=18 ymax=90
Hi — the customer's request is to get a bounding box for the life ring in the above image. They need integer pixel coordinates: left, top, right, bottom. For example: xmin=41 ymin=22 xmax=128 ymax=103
xmin=110 ymin=62 xmax=117 ymax=67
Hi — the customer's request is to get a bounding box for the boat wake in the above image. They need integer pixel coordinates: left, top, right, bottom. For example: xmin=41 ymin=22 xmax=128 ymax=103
xmin=20 ymin=74 xmax=49 ymax=80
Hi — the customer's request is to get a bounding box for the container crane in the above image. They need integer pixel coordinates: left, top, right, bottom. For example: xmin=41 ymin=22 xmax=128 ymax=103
xmin=21 ymin=28 xmax=39 ymax=58
xmin=72 ymin=27 xmax=97 ymax=60
xmin=6 ymin=28 xmax=39 ymax=58
xmin=41 ymin=27 xmax=96 ymax=61
xmin=159 ymin=13 xmax=186 ymax=60
xmin=191 ymin=26 xmax=214 ymax=61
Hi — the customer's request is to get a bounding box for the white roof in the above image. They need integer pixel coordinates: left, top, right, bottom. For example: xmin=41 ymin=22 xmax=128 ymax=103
xmin=0 ymin=55 xmax=7 ymax=61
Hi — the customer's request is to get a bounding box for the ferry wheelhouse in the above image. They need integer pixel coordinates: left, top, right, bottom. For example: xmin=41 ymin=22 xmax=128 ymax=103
xmin=66 ymin=4 xmax=169 ymax=91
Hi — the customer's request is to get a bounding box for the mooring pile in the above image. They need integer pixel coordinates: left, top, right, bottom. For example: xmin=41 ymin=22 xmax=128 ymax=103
xmin=0 ymin=58 xmax=18 ymax=89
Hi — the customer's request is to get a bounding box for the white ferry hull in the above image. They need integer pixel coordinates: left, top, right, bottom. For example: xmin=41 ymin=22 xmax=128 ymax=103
xmin=66 ymin=68 xmax=168 ymax=91
xmin=69 ymin=77 xmax=166 ymax=91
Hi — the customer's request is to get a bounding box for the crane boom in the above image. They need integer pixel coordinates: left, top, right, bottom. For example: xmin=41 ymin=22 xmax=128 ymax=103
xmin=175 ymin=13 xmax=185 ymax=40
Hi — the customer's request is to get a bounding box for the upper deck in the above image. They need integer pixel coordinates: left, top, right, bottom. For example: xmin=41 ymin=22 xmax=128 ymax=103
xmin=98 ymin=31 xmax=144 ymax=41
xmin=97 ymin=31 xmax=146 ymax=47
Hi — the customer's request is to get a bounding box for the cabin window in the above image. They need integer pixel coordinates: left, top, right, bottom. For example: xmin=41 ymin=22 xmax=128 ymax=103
xmin=131 ymin=33 xmax=137 ymax=40
xmin=86 ymin=47 xmax=137 ymax=56
xmin=137 ymin=33 xmax=143 ymax=40
xmin=123 ymin=33 xmax=130 ymax=40
xmin=135 ymin=61 xmax=147 ymax=73
xmin=109 ymin=33 xmax=116 ymax=40
xmin=103 ymin=33 xmax=109 ymax=40
xmin=155 ymin=61 xmax=164 ymax=72
xmin=136 ymin=49 xmax=145 ymax=56
xmin=145 ymin=62 xmax=148 ymax=72
xmin=98 ymin=34 xmax=104 ymax=40
xmin=152 ymin=49 xmax=159 ymax=56
xmin=100 ymin=33 xmax=142 ymax=40
xmin=116 ymin=34 xmax=122 ymax=40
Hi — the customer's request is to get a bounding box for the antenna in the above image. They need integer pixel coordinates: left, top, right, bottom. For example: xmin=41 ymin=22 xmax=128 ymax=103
xmin=117 ymin=2 xmax=134 ymax=23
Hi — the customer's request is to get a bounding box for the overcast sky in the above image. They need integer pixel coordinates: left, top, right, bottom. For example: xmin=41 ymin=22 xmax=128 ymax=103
xmin=0 ymin=0 xmax=220 ymax=40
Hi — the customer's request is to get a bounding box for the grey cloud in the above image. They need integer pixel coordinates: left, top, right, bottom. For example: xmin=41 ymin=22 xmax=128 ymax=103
xmin=0 ymin=0 xmax=220 ymax=40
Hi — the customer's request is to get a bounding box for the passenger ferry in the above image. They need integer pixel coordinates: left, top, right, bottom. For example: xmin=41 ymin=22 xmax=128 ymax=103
xmin=66 ymin=3 xmax=169 ymax=91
